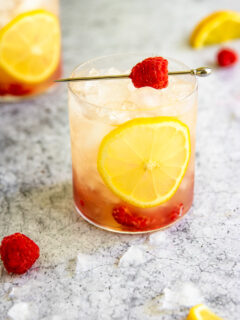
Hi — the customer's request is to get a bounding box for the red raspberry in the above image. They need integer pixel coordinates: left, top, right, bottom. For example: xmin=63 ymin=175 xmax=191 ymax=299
xmin=112 ymin=206 xmax=149 ymax=229
xmin=0 ymin=233 xmax=39 ymax=274
xmin=8 ymin=84 xmax=31 ymax=96
xmin=0 ymin=84 xmax=10 ymax=96
xmin=170 ymin=203 xmax=184 ymax=222
xmin=217 ymin=48 xmax=238 ymax=67
xmin=0 ymin=84 xmax=31 ymax=96
xmin=80 ymin=200 xmax=85 ymax=207
xmin=130 ymin=57 xmax=168 ymax=89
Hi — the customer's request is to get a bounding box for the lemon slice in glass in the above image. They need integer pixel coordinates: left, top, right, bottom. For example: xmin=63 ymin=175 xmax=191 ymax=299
xmin=97 ymin=117 xmax=191 ymax=208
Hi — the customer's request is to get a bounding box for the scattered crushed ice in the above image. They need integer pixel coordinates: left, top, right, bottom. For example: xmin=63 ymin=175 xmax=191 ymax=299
xmin=148 ymin=231 xmax=167 ymax=246
xmin=76 ymin=253 xmax=100 ymax=272
xmin=9 ymin=284 xmax=31 ymax=299
xmin=118 ymin=245 xmax=148 ymax=267
xmin=9 ymin=287 xmax=20 ymax=298
xmin=163 ymin=283 xmax=202 ymax=308
xmin=3 ymin=282 xmax=12 ymax=292
xmin=8 ymin=302 xmax=31 ymax=320
xmin=152 ymin=282 xmax=203 ymax=311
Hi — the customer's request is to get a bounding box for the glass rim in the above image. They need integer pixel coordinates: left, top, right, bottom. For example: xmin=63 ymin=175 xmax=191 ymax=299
xmin=68 ymin=53 xmax=198 ymax=114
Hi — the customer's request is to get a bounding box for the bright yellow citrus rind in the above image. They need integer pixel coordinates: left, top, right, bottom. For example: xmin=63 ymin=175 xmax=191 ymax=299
xmin=187 ymin=304 xmax=225 ymax=320
xmin=97 ymin=117 xmax=191 ymax=208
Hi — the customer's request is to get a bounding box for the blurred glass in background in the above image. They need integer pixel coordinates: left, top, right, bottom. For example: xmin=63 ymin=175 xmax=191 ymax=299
xmin=0 ymin=0 xmax=61 ymax=100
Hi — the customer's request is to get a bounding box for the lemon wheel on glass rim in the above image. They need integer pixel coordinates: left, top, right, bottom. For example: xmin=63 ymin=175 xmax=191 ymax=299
xmin=0 ymin=9 xmax=61 ymax=84
xmin=97 ymin=117 xmax=191 ymax=208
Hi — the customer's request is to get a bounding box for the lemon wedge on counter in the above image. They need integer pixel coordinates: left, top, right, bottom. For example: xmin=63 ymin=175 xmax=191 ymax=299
xmin=187 ymin=304 xmax=225 ymax=320
xmin=190 ymin=10 xmax=240 ymax=48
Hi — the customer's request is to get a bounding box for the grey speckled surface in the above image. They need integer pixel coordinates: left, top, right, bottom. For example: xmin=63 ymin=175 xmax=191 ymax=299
xmin=1 ymin=0 xmax=240 ymax=319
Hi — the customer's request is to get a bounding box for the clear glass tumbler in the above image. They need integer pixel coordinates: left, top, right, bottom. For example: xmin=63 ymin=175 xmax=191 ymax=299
xmin=68 ymin=54 xmax=197 ymax=233
xmin=0 ymin=0 xmax=61 ymax=100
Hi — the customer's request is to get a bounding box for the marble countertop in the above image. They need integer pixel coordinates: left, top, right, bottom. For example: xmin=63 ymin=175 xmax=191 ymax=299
xmin=1 ymin=0 xmax=240 ymax=319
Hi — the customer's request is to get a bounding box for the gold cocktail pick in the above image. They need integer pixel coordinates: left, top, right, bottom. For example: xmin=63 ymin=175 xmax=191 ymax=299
xmin=55 ymin=67 xmax=212 ymax=82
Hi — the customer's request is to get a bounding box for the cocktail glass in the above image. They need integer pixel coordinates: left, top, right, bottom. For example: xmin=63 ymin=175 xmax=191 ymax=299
xmin=68 ymin=54 xmax=197 ymax=233
xmin=0 ymin=0 xmax=61 ymax=100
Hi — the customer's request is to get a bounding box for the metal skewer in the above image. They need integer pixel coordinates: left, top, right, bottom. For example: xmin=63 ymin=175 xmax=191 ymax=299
xmin=55 ymin=67 xmax=212 ymax=83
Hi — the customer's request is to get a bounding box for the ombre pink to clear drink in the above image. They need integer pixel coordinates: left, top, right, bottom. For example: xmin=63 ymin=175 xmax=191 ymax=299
xmin=68 ymin=55 xmax=197 ymax=233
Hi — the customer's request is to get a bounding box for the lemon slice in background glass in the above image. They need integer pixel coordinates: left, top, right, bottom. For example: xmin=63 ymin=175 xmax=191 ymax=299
xmin=190 ymin=10 xmax=240 ymax=48
xmin=97 ymin=117 xmax=191 ymax=208
xmin=0 ymin=9 xmax=60 ymax=83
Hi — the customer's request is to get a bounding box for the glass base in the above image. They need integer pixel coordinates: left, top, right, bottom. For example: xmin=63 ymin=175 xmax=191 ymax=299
xmin=75 ymin=204 xmax=191 ymax=234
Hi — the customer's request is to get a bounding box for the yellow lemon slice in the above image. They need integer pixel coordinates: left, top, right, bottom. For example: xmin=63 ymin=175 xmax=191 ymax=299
xmin=97 ymin=117 xmax=191 ymax=208
xmin=0 ymin=9 xmax=60 ymax=83
xmin=190 ymin=10 xmax=240 ymax=48
xmin=187 ymin=304 xmax=225 ymax=320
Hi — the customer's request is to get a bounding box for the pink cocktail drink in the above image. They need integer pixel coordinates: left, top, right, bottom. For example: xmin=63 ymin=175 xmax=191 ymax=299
xmin=68 ymin=54 xmax=197 ymax=233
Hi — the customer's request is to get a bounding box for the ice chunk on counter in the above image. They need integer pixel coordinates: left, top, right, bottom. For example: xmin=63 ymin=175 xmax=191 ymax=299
xmin=118 ymin=245 xmax=148 ymax=267
xmin=8 ymin=302 xmax=31 ymax=320
xmin=155 ymin=282 xmax=203 ymax=310
xmin=76 ymin=253 xmax=103 ymax=272
xmin=148 ymin=231 xmax=167 ymax=246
